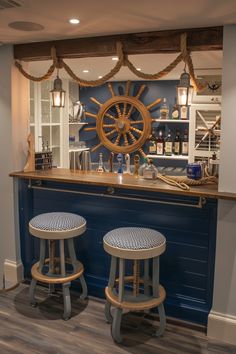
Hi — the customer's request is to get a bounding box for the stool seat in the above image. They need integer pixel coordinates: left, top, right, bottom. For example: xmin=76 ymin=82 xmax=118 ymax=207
xmin=29 ymin=212 xmax=86 ymax=239
xmin=104 ymin=227 xmax=166 ymax=259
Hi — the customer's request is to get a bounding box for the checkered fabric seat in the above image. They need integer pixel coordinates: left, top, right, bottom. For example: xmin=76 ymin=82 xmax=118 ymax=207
xmin=29 ymin=212 xmax=86 ymax=239
xmin=103 ymin=227 xmax=166 ymax=259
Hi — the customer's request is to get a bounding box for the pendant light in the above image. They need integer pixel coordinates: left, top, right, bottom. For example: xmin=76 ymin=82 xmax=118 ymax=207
xmin=177 ymin=64 xmax=193 ymax=106
xmin=50 ymin=69 xmax=65 ymax=108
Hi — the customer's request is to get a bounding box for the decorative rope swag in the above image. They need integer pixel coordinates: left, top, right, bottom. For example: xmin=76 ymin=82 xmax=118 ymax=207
xmin=15 ymin=33 xmax=205 ymax=92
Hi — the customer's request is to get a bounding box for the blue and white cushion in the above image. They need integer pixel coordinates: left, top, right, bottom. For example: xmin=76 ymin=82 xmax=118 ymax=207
xmin=104 ymin=227 xmax=166 ymax=250
xmin=29 ymin=212 xmax=86 ymax=231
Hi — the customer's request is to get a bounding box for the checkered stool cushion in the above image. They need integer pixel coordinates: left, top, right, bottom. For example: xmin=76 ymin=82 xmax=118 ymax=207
xmin=103 ymin=227 xmax=166 ymax=259
xmin=29 ymin=212 xmax=86 ymax=240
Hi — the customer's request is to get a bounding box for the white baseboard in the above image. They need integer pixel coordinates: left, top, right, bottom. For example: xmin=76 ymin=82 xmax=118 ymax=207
xmin=3 ymin=259 xmax=23 ymax=288
xmin=208 ymin=310 xmax=236 ymax=345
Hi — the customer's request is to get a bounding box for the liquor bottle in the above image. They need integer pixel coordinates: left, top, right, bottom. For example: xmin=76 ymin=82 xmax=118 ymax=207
xmin=173 ymin=130 xmax=181 ymax=155
xmin=165 ymin=130 xmax=173 ymax=156
xmin=148 ymin=127 xmax=157 ymax=155
xmin=156 ymin=130 xmax=164 ymax=155
xmin=182 ymin=129 xmax=189 ymax=156
xmin=171 ymin=100 xmax=179 ymax=119
xmin=180 ymin=105 xmax=188 ymax=120
xmin=138 ymin=157 xmax=149 ymax=177
xmin=97 ymin=153 xmax=106 ymax=172
xmin=160 ymin=98 xmax=169 ymax=119
xmin=143 ymin=159 xmax=158 ymax=180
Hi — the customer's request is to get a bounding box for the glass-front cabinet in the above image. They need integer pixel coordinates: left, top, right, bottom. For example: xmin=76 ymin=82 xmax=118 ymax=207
xmin=30 ymin=80 xmax=69 ymax=168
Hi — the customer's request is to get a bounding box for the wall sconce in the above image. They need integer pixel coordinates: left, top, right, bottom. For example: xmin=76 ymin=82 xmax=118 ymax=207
xmin=177 ymin=70 xmax=193 ymax=106
xmin=50 ymin=70 xmax=65 ymax=108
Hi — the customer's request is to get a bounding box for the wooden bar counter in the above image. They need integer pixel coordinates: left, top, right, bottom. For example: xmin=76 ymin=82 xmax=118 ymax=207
xmin=11 ymin=168 xmax=234 ymax=326
xmin=10 ymin=168 xmax=236 ymax=201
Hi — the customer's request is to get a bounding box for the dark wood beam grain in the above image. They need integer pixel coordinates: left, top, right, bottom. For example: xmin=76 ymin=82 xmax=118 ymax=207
xmin=14 ymin=26 xmax=223 ymax=61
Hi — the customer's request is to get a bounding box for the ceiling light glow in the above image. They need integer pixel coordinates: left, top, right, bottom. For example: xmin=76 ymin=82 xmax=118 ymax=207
xmin=136 ymin=68 xmax=141 ymax=71
xmin=112 ymin=57 xmax=118 ymax=61
xmin=69 ymin=18 xmax=80 ymax=25
xmin=83 ymin=69 xmax=89 ymax=73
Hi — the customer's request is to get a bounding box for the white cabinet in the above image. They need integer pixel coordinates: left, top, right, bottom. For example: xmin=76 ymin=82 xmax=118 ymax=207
xmin=189 ymin=103 xmax=221 ymax=163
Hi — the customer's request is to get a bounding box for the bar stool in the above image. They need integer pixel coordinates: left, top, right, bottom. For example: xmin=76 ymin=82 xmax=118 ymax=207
xmin=103 ymin=227 xmax=166 ymax=343
xmin=29 ymin=212 xmax=87 ymax=320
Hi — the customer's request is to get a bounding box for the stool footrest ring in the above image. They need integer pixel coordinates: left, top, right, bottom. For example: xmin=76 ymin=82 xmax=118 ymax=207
xmin=105 ymin=285 xmax=166 ymax=311
xmin=31 ymin=260 xmax=84 ymax=284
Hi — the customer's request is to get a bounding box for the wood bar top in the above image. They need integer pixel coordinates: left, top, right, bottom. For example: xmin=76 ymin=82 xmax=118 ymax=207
xmin=10 ymin=168 xmax=236 ymax=201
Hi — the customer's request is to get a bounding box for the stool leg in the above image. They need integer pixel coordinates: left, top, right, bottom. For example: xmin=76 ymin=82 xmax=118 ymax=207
xmin=67 ymin=238 xmax=78 ymax=272
xmin=105 ymin=256 xmax=117 ymax=323
xmin=111 ymin=258 xmax=125 ymax=343
xmin=79 ymin=274 xmax=88 ymax=300
xmin=155 ymin=303 xmax=166 ymax=337
xmin=152 ymin=256 xmax=166 ymax=336
xmin=67 ymin=238 xmax=88 ymax=300
xmin=152 ymin=257 xmax=160 ymax=297
xmin=59 ymin=240 xmax=66 ymax=277
xmin=30 ymin=239 xmax=46 ymax=306
xmin=111 ymin=308 xmax=123 ymax=344
xmin=144 ymin=259 xmax=150 ymax=296
xmin=62 ymin=282 xmax=71 ymax=320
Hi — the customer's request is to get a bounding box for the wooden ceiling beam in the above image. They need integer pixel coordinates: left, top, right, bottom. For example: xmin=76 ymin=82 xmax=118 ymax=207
xmin=14 ymin=26 xmax=223 ymax=61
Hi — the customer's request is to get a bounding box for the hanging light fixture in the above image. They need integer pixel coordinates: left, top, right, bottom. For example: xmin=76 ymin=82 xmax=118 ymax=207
xmin=177 ymin=65 xmax=193 ymax=106
xmin=50 ymin=69 xmax=66 ymax=108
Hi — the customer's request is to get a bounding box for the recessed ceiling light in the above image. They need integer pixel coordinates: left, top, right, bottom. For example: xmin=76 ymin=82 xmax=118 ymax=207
xmin=98 ymin=75 xmax=103 ymax=79
xmin=69 ymin=18 xmax=80 ymax=25
xmin=112 ymin=57 xmax=118 ymax=61
xmin=136 ymin=68 xmax=141 ymax=71
xmin=8 ymin=21 xmax=44 ymax=31
xmin=83 ymin=69 xmax=89 ymax=73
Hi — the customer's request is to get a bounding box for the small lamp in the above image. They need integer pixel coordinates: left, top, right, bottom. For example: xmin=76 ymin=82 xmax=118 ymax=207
xmin=50 ymin=71 xmax=65 ymax=108
xmin=177 ymin=70 xmax=193 ymax=106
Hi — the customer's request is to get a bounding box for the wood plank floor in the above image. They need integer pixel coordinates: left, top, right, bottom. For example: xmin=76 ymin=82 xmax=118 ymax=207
xmin=0 ymin=283 xmax=235 ymax=354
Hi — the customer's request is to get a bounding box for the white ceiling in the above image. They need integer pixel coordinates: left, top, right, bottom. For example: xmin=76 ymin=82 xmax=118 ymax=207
xmin=0 ymin=0 xmax=226 ymax=80
xmin=0 ymin=0 xmax=236 ymax=44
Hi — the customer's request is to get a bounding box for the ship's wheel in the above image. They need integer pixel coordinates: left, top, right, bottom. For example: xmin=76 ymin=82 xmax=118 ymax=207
xmin=84 ymin=81 xmax=161 ymax=156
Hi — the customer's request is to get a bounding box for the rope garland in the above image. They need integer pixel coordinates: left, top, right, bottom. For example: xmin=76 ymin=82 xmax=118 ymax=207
xmin=15 ymin=33 xmax=204 ymax=91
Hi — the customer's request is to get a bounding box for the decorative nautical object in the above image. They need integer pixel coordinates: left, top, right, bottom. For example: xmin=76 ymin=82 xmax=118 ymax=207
xmin=84 ymin=81 xmax=161 ymax=157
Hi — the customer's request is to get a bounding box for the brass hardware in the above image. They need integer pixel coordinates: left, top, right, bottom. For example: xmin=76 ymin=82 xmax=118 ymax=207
xmin=28 ymin=181 xmax=207 ymax=209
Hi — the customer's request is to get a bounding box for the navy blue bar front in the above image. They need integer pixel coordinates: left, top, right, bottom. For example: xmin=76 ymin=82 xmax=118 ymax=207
xmin=18 ymin=178 xmax=217 ymax=325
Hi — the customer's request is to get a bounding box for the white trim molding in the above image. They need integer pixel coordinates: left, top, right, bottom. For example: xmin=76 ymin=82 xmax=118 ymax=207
xmin=208 ymin=311 xmax=236 ymax=345
xmin=3 ymin=259 xmax=23 ymax=288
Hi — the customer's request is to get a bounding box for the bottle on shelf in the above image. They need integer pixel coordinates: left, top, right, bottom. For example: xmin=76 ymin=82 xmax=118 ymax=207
xmin=160 ymin=98 xmax=169 ymax=119
xmin=180 ymin=105 xmax=188 ymax=120
xmin=143 ymin=159 xmax=158 ymax=180
xmin=156 ymin=130 xmax=165 ymax=155
xmin=97 ymin=153 xmax=106 ymax=172
xmin=165 ymin=130 xmax=173 ymax=156
xmin=173 ymin=130 xmax=181 ymax=155
xmin=171 ymin=100 xmax=179 ymax=120
xmin=148 ymin=127 xmax=157 ymax=155
xmin=182 ymin=129 xmax=189 ymax=156
xmin=138 ymin=157 xmax=149 ymax=176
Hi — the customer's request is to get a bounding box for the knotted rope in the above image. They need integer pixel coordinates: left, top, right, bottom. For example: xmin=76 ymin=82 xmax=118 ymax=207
xmin=15 ymin=33 xmax=203 ymax=91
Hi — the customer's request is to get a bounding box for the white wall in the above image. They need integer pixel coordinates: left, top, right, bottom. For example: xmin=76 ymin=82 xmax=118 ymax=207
xmin=208 ymin=25 xmax=236 ymax=345
xmin=0 ymin=45 xmax=28 ymax=288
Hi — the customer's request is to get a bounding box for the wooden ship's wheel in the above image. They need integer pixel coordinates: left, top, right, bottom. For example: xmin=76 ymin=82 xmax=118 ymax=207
xmin=84 ymin=81 xmax=161 ymax=156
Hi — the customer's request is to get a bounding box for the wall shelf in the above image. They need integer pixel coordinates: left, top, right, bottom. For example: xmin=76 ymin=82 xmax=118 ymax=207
xmin=69 ymin=147 xmax=90 ymax=153
xmin=147 ymin=154 xmax=189 ymax=160
xmin=69 ymin=122 xmax=88 ymax=126
xmin=153 ymin=119 xmax=190 ymax=123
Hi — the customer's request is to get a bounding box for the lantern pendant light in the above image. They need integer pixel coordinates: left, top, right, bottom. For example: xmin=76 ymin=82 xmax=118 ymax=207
xmin=50 ymin=69 xmax=66 ymax=108
xmin=177 ymin=64 xmax=193 ymax=106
